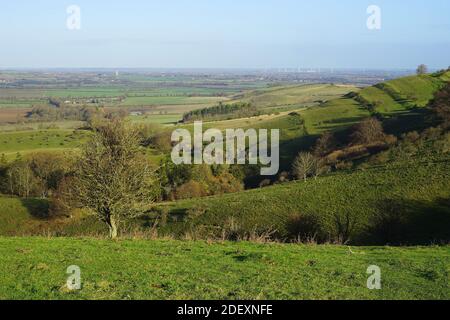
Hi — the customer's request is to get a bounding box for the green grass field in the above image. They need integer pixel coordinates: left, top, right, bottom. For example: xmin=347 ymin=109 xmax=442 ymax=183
xmin=120 ymin=96 xmax=228 ymax=107
xmin=0 ymin=237 xmax=448 ymax=300
xmin=301 ymin=98 xmax=370 ymax=134
xmin=0 ymin=130 xmax=90 ymax=158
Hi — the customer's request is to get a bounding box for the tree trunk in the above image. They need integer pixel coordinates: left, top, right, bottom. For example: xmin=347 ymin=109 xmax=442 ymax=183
xmin=107 ymin=217 xmax=118 ymax=239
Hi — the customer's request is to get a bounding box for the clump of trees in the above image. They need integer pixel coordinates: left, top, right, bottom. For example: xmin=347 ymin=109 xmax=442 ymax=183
xmin=158 ymin=160 xmax=244 ymax=200
xmin=27 ymin=104 xmax=105 ymax=122
xmin=0 ymin=152 xmax=71 ymax=199
xmin=182 ymin=102 xmax=259 ymax=122
xmin=292 ymin=152 xmax=328 ymax=182
xmin=137 ymin=123 xmax=173 ymax=153
xmin=291 ymin=117 xmax=393 ymax=182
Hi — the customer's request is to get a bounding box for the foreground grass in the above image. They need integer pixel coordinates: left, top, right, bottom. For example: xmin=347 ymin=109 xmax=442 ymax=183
xmin=0 ymin=237 xmax=448 ymax=300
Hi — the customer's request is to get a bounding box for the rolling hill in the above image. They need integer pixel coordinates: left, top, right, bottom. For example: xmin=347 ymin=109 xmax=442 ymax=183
xmin=231 ymin=84 xmax=357 ymax=111
xmin=0 ymin=71 xmax=449 ymax=245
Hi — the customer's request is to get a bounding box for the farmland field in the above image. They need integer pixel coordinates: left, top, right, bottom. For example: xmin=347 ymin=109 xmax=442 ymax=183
xmin=127 ymin=114 xmax=182 ymax=125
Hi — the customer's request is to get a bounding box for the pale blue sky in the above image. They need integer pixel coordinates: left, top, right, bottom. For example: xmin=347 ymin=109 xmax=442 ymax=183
xmin=0 ymin=0 xmax=449 ymax=69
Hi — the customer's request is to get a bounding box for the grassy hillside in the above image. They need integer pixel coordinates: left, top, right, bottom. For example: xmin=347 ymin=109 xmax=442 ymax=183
xmin=0 ymin=197 xmax=49 ymax=235
xmin=0 ymin=237 xmax=448 ymax=300
xmin=0 ymin=72 xmax=449 ymax=242
xmin=232 ymin=84 xmax=356 ymax=110
xmin=358 ymin=73 xmax=448 ymax=115
xmin=301 ymin=98 xmax=370 ymax=135
xmin=0 ymin=129 xmax=90 ymax=158
xmin=156 ymin=144 xmax=450 ymax=244
xmin=1 ymin=133 xmax=448 ymax=245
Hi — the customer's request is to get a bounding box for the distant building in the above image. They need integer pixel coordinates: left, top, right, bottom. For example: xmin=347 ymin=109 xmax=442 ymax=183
xmin=129 ymin=111 xmax=142 ymax=116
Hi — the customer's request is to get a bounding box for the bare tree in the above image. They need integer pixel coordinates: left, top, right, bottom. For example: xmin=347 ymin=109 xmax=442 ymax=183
xmin=430 ymin=82 xmax=450 ymax=128
xmin=292 ymin=152 xmax=316 ymax=182
xmin=313 ymin=132 xmax=337 ymax=157
xmin=71 ymin=119 xmax=156 ymax=238
xmin=350 ymin=117 xmax=385 ymax=145
xmin=312 ymin=157 xmax=329 ymax=180
xmin=416 ymin=64 xmax=428 ymax=75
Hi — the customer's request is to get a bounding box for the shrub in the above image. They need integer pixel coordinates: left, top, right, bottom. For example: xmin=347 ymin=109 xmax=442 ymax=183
xmin=286 ymin=213 xmax=325 ymax=242
xmin=173 ymin=181 xmax=208 ymax=200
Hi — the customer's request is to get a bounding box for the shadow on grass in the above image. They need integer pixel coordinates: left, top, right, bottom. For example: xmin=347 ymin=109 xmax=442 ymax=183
xmin=19 ymin=198 xmax=50 ymax=220
xmin=383 ymin=108 xmax=432 ymax=136
xmin=363 ymin=198 xmax=450 ymax=245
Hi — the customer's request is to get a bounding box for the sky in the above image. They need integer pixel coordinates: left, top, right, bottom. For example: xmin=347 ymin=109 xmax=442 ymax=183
xmin=0 ymin=0 xmax=449 ymax=69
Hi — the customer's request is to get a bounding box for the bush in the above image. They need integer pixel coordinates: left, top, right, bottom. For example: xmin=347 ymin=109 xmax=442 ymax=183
xmin=173 ymin=181 xmax=208 ymax=200
xmin=286 ymin=213 xmax=325 ymax=242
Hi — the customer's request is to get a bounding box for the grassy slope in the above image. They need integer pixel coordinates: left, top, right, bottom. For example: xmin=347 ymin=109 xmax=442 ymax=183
xmin=0 ymin=197 xmax=50 ymax=235
xmin=0 ymin=237 xmax=448 ymax=300
xmin=5 ymin=142 xmax=445 ymax=244
xmin=301 ymin=98 xmax=369 ymax=135
xmin=359 ymin=73 xmax=447 ymax=115
xmin=225 ymin=72 xmax=450 ymax=158
xmin=384 ymin=75 xmax=443 ymax=107
xmin=157 ymin=148 xmax=450 ymax=243
xmin=1 ymin=74 xmax=449 ymax=240
xmin=232 ymin=84 xmax=356 ymax=110
xmin=0 ymin=130 xmax=90 ymax=157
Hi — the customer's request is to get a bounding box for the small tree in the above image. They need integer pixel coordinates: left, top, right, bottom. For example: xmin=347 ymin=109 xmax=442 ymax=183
xmin=292 ymin=152 xmax=316 ymax=182
xmin=350 ymin=117 xmax=385 ymax=145
xmin=313 ymin=132 xmax=337 ymax=157
xmin=71 ymin=119 xmax=156 ymax=238
xmin=312 ymin=157 xmax=329 ymax=180
xmin=5 ymin=160 xmax=43 ymax=198
xmin=416 ymin=64 xmax=428 ymax=75
xmin=430 ymin=82 xmax=450 ymax=128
